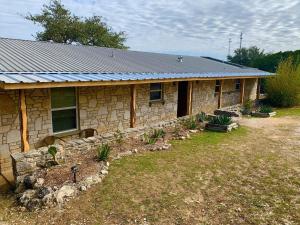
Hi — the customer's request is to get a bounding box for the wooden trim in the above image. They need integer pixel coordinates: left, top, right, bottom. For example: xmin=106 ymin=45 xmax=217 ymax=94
xmin=19 ymin=90 xmax=30 ymax=152
xmin=240 ymin=79 xmax=245 ymax=104
xmin=256 ymin=78 xmax=261 ymax=100
xmin=2 ymin=76 xmax=269 ymax=90
xmin=130 ymin=84 xmax=136 ymax=128
xmin=187 ymin=81 xmax=193 ymax=115
xmin=218 ymin=80 xmax=224 ymax=109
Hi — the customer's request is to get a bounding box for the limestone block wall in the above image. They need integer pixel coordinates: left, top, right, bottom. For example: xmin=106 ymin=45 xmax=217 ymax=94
xmin=222 ymin=79 xmax=240 ymax=107
xmin=25 ymin=89 xmax=52 ymax=149
xmin=79 ymin=86 xmax=131 ymax=133
xmin=244 ymin=78 xmax=258 ymax=101
xmin=135 ymin=83 xmax=178 ymax=126
xmin=192 ymin=80 xmax=218 ymax=114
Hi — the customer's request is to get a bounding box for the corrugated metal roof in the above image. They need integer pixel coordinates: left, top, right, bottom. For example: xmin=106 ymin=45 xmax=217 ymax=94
xmin=0 ymin=71 xmax=270 ymax=84
xmin=0 ymin=38 xmax=271 ymax=85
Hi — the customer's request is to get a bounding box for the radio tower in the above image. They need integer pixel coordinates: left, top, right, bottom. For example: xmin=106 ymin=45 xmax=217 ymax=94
xmin=228 ymin=38 xmax=232 ymax=57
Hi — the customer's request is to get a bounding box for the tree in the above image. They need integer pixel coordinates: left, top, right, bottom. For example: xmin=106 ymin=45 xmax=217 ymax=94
xmin=26 ymin=0 xmax=128 ymax=49
xmin=227 ymin=46 xmax=265 ymax=67
xmin=266 ymin=57 xmax=300 ymax=107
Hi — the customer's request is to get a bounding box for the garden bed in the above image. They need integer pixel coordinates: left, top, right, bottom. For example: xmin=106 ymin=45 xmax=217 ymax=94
xmin=205 ymin=122 xmax=238 ymax=132
xmin=251 ymin=111 xmax=276 ymax=118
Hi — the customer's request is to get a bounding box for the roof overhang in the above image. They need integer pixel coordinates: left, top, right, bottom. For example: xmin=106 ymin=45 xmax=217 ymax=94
xmin=0 ymin=72 xmax=273 ymax=90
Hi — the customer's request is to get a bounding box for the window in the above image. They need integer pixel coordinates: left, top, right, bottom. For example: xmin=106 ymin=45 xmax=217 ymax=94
xmin=215 ymin=80 xmax=221 ymax=93
xmin=150 ymin=83 xmax=163 ymax=101
xmin=51 ymin=87 xmax=77 ymax=133
xmin=235 ymin=79 xmax=241 ymax=90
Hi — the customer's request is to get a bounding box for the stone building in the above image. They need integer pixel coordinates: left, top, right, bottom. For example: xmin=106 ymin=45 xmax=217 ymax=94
xmin=0 ymin=38 xmax=270 ymax=190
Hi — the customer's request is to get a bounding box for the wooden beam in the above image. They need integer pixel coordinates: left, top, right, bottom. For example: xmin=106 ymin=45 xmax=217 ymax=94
xmin=2 ymin=76 xmax=270 ymax=90
xmin=130 ymin=84 xmax=136 ymax=128
xmin=218 ymin=80 xmax=224 ymax=109
xmin=240 ymin=79 xmax=245 ymax=104
xmin=256 ymin=78 xmax=261 ymax=100
xmin=187 ymin=81 xmax=193 ymax=115
xmin=19 ymin=90 xmax=30 ymax=152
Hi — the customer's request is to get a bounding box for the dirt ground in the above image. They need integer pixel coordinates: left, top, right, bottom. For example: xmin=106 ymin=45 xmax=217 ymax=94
xmin=0 ymin=112 xmax=299 ymax=225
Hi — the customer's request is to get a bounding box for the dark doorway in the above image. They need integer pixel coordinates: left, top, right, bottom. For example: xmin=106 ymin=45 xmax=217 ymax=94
xmin=177 ymin=81 xmax=188 ymax=117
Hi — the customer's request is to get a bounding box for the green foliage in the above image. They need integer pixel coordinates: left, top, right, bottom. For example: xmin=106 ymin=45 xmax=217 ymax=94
xmin=25 ymin=0 xmax=127 ymax=49
xmin=241 ymin=100 xmax=254 ymax=115
xmin=266 ymin=58 xmax=300 ymax=107
xmin=48 ymin=146 xmax=57 ymax=161
xmin=183 ymin=116 xmax=197 ymax=129
xmin=209 ymin=115 xmax=233 ymax=125
xmin=97 ymin=143 xmax=111 ymax=161
xmin=258 ymin=105 xmax=273 ymax=113
xmin=227 ymin=46 xmax=265 ymax=67
xmin=196 ymin=112 xmax=208 ymax=122
xmin=143 ymin=129 xmax=166 ymax=145
xmin=114 ymin=129 xmax=124 ymax=145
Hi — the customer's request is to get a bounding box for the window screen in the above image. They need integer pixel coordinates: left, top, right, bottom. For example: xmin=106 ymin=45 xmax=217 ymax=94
xmin=150 ymin=83 xmax=163 ymax=101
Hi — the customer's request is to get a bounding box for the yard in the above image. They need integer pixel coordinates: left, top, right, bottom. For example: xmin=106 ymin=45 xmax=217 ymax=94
xmin=1 ymin=108 xmax=300 ymax=225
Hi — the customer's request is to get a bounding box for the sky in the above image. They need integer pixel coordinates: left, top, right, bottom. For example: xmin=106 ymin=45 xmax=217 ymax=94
xmin=0 ymin=0 xmax=299 ymax=59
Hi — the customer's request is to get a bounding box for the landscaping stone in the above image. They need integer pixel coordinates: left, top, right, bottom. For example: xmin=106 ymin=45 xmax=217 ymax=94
xmin=23 ymin=175 xmax=36 ymax=189
xmin=251 ymin=111 xmax=276 ymax=118
xmin=205 ymin=122 xmax=239 ymax=132
xmin=55 ymin=185 xmax=77 ymax=205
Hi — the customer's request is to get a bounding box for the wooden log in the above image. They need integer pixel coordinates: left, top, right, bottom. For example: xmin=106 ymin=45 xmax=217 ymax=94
xmin=187 ymin=81 xmax=193 ymax=115
xmin=130 ymin=84 xmax=136 ymax=128
xmin=256 ymin=78 xmax=261 ymax=100
xmin=218 ymin=80 xmax=224 ymax=109
xmin=240 ymin=79 xmax=245 ymax=104
xmin=19 ymin=90 xmax=29 ymax=152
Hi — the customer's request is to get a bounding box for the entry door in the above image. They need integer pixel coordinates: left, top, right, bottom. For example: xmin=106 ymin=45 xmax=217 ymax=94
xmin=177 ymin=81 xmax=188 ymax=117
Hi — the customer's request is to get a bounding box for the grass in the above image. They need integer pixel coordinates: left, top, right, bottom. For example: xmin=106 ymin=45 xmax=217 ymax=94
xmin=0 ymin=122 xmax=299 ymax=224
xmin=274 ymin=106 xmax=300 ymax=117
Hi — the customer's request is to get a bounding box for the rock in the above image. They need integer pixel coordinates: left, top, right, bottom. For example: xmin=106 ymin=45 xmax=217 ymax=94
xmin=100 ymin=170 xmax=108 ymax=175
xmin=34 ymin=178 xmax=45 ymax=189
xmin=81 ymin=175 xmax=102 ymax=188
xmin=186 ymin=134 xmax=191 ymax=139
xmin=179 ymin=136 xmax=186 ymax=140
xmin=56 ymin=185 xmax=77 ymax=205
xmin=36 ymin=187 xmax=51 ymax=199
xmin=18 ymin=190 xmax=36 ymax=206
xmin=189 ymin=130 xmax=198 ymax=133
xmin=23 ymin=175 xmax=36 ymax=189
xmin=79 ymin=186 xmax=87 ymax=191
xmin=42 ymin=193 xmax=55 ymax=206
xmin=26 ymin=198 xmax=42 ymax=211
xmin=132 ymin=149 xmax=138 ymax=153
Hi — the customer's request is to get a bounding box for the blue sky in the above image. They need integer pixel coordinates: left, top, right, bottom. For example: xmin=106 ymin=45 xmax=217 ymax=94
xmin=0 ymin=0 xmax=299 ymax=59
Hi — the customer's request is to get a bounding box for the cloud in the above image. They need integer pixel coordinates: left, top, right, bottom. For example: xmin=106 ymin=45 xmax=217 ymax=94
xmin=0 ymin=0 xmax=300 ymax=59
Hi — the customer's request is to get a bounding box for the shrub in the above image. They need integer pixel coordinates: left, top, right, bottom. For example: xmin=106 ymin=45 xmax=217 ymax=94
xmin=266 ymin=57 xmax=300 ymax=107
xmin=97 ymin=143 xmax=111 ymax=161
xmin=196 ymin=112 xmax=208 ymax=122
xmin=241 ymin=99 xmax=254 ymax=115
xmin=183 ymin=116 xmax=197 ymax=129
xmin=143 ymin=129 xmax=166 ymax=145
xmin=209 ymin=115 xmax=233 ymax=125
xmin=258 ymin=105 xmax=273 ymax=113
xmin=48 ymin=146 xmax=57 ymax=162
xmin=113 ymin=129 xmax=124 ymax=144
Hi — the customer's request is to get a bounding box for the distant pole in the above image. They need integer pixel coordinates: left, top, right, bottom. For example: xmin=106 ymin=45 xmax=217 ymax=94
xmin=239 ymin=32 xmax=243 ymax=49
xmin=228 ymin=38 xmax=232 ymax=57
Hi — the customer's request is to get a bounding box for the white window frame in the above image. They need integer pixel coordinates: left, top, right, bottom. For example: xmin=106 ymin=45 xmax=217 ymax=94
xmin=149 ymin=83 xmax=163 ymax=101
xmin=50 ymin=88 xmax=79 ymax=135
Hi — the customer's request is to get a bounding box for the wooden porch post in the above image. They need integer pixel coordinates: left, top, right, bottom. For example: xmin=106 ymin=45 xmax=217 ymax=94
xmin=240 ymin=79 xmax=245 ymax=104
xmin=256 ymin=78 xmax=261 ymax=100
xmin=130 ymin=84 xmax=136 ymax=128
xmin=19 ymin=90 xmax=29 ymax=152
xmin=218 ymin=80 xmax=224 ymax=109
xmin=187 ymin=81 xmax=193 ymax=115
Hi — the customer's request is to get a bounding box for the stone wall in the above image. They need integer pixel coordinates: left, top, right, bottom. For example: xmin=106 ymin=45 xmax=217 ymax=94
xmin=79 ymin=85 xmax=131 ymax=133
xmin=192 ymin=80 xmax=219 ymax=114
xmin=136 ymin=83 xmax=178 ymax=126
xmin=222 ymin=79 xmax=240 ymax=107
xmin=244 ymin=78 xmax=258 ymax=101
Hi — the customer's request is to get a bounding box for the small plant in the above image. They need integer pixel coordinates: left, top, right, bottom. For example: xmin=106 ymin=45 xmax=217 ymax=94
xmin=48 ymin=146 xmax=57 ymax=162
xmin=241 ymin=100 xmax=253 ymax=115
xmin=113 ymin=129 xmax=124 ymax=144
xmin=173 ymin=125 xmax=181 ymax=137
xmin=97 ymin=143 xmax=111 ymax=161
xmin=143 ymin=129 xmax=166 ymax=145
xmin=209 ymin=115 xmax=233 ymax=125
xmin=258 ymin=105 xmax=273 ymax=113
xmin=196 ymin=112 xmax=208 ymax=122
xmin=183 ymin=116 xmax=197 ymax=129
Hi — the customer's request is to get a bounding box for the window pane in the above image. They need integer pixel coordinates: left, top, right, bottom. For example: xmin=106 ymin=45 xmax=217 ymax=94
xmin=150 ymin=83 xmax=162 ymax=91
xmin=52 ymin=109 xmax=77 ymax=133
xmin=216 ymin=80 xmax=221 ymax=86
xmin=51 ymin=88 xmax=76 ymax=109
xmin=150 ymin=91 xmax=162 ymax=100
